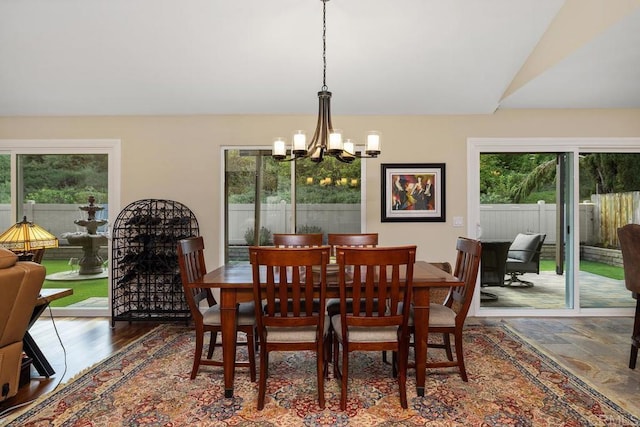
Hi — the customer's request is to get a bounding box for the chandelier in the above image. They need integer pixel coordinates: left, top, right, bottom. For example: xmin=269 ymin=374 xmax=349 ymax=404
xmin=272 ymin=0 xmax=381 ymax=163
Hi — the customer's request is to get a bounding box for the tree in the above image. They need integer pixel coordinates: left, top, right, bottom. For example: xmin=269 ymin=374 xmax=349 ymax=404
xmin=582 ymin=153 xmax=640 ymax=194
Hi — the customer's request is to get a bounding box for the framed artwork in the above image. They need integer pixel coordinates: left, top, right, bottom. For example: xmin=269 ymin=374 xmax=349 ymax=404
xmin=381 ymin=163 xmax=446 ymax=222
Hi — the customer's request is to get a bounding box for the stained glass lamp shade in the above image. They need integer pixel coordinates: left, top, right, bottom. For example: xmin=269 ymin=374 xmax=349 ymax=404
xmin=0 ymin=216 xmax=58 ymax=253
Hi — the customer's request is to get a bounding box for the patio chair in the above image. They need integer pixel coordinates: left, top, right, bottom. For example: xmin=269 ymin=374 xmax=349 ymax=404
xmin=617 ymin=223 xmax=640 ymax=369
xmin=505 ymin=233 xmax=546 ymax=287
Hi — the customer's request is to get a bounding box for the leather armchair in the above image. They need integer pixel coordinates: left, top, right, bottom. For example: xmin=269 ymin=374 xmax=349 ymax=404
xmin=0 ymin=248 xmax=46 ymax=402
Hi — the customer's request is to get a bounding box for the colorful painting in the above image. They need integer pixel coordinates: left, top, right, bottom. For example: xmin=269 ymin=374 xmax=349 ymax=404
xmin=381 ymin=163 xmax=446 ymax=222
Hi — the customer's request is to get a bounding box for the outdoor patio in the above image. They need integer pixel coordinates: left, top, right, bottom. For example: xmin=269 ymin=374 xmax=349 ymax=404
xmin=480 ymin=270 xmax=633 ymax=309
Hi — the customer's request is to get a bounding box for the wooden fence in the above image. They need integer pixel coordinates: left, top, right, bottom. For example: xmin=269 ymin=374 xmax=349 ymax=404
xmin=590 ymin=191 xmax=640 ymax=247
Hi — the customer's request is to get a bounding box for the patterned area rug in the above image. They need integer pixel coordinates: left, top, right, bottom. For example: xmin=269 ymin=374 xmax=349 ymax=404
xmin=4 ymin=324 xmax=639 ymax=426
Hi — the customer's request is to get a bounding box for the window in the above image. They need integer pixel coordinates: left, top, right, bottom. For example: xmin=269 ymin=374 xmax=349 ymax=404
xmin=223 ymin=148 xmax=364 ymax=263
xmin=0 ymin=139 xmax=120 ymax=316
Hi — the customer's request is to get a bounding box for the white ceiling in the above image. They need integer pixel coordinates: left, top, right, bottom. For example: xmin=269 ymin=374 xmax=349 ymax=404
xmin=1 ymin=0 xmax=639 ymax=117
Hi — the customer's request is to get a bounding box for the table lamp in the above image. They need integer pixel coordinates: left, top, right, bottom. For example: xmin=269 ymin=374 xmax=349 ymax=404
xmin=0 ymin=216 xmax=59 ymax=261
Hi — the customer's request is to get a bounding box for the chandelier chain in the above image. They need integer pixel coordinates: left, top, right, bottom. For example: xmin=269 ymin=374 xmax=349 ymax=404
xmin=322 ymin=0 xmax=327 ymax=91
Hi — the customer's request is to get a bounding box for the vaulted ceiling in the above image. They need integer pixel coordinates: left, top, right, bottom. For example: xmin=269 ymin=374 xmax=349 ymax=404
xmin=1 ymin=0 xmax=639 ymax=116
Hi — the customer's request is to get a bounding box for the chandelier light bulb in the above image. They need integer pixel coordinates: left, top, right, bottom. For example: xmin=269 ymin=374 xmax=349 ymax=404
xmin=273 ymin=137 xmax=287 ymax=159
xmin=343 ymin=139 xmax=355 ymax=155
xmin=293 ymin=131 xmax=307 ymax=155
xmin=328 ymin=130 xmax=343 ymax=152
xmin=366 ymin=131 xmax=381 ymax=154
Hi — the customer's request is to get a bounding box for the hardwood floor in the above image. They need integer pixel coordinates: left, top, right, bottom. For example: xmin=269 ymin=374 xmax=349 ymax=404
xmin=2 ymin=316 xmax=639 ymax=419
xmin=1 ymin=316 xmax=158 ymax=418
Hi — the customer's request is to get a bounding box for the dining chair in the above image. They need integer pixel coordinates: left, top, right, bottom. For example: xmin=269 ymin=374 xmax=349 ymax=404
xmin=331 ymin=245 xmax=416 ymax=410
xmin=406 ymin=237 xmax=481 ymax=382
xmin=617 ymin=223 xmax=640 ymax=369
xmin=327 ymin=233 xmax=378 ymax=257
xmin=273 ymin=232 xmax=329 ymax=373
xmin=273 ymin=233 xmax=323 ymax=247
xmin=325 ymin=233 xmax=379 ymax=367
xmin=249 ymin=245 xmax=331 ymax=410
xmin=177 ymin=236 xmax=257 ymax=382
xmin=326 ymin=233 xmax=378 ymax=315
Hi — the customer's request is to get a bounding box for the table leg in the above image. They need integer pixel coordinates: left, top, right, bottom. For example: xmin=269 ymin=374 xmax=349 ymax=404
xmin=412 ymin=287 xmax=430 ymax=397
xmin=220 ymin=288 xmax=238 ymax=398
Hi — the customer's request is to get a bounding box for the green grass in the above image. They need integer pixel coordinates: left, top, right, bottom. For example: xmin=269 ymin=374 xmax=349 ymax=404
xmin=540 ymin=259 xmax=624 ymax=280
xmin=41 ymin=260 xmax=108 ymax=307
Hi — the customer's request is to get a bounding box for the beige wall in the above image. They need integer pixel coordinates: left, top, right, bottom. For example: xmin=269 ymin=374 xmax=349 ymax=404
xmin=1 ymin=109 xmax=639 ymax=267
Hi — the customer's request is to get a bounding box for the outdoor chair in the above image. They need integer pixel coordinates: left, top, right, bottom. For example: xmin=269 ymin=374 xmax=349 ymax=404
xmin=177 ymin=236 xmax=257 ymax=382
xmin=405 ymin=237 xmax=481 ymax=382
xmin=617 ymin=223 xmax=640 ymax=369
xmin=331 ymin=245 xmax=416 ymax=410
xmin=249 ymin=245 xmax=331 ymax=410
xmin=505 ymin=233 xmax=546 ymax=287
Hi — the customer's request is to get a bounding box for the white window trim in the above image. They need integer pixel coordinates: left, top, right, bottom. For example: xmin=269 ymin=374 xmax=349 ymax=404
xmin=0 ymin=139 xmax=121 ymax=317
xmin=467 ymin=137 xmax=640 ymax=318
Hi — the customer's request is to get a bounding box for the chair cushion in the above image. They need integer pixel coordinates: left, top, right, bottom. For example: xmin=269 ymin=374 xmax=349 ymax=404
xmin=404 ymin=303 xmax=456 ymax=327
xmin=331 ymin=316 xmax=398 ymax=343
xmin=265 ymin=315 xmax=330 ymax=343
xmin=507 ymin=233 xmax=541 ymax=262
xmin=427 ymin=304 xmax=457 ymax=327
xmin=202 ymin=301 xmax=256 ymax=326
xmin=0 ymin=248 xmax=18 ymax=269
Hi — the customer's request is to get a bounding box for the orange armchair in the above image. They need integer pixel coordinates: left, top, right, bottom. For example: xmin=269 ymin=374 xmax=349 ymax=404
xmin=0 ymin=248 xmax=46 ymax=401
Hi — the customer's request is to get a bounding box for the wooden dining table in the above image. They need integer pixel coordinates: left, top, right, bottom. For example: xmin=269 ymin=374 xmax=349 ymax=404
xmin=190 ymin=260 xmax=462 ymax=398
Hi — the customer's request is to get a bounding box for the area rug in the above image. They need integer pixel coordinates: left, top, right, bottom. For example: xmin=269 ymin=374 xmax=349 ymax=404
xmin=4 ymin=324 xmax=639 ymax=426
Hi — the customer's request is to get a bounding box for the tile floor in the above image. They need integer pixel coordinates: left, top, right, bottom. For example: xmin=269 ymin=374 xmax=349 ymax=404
xmin=478 ymin=316 xmax=640 ymax=417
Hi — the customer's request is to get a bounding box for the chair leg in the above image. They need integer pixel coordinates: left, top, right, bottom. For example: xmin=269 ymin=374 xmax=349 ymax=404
xmin=505 ymin=273 xmax=534 ymax=287
xmin=324 ymin=331 xmax=332 ymax=379
xmin=392 ymin=351 xmax=398 ymax=378
xmin=454 ymin=329 xmax=468 ymax=382
xmin=207 ymin=330 xmax=217 ymax=359
xmin=317 ymin=339 xmax=325 ymax=409
xmin=630 ymin=344 xmax=638 ymax=370
xmin=191 ymin=328 xmax=204 ymax=380
xmin=246 ymin=327 xmax=257 ymax=382
xmin=629 ymin=299 xmax=640 ymax=369
xmin=257 ymin=346 xmax=268 ymax=410
xmin=443 ymin=333 xmax=453 ymax=361
xmin=398 ymin=343 xmax=408 ymax=409
xmin=340 ymin=342 xmax=349 ymax=411
xmin=333 ymin=333 xmax=341 ymax=379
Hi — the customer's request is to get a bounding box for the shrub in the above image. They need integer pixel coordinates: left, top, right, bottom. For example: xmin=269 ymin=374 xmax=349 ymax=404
xmin=244 ymin=226 xmax=272 ymax=245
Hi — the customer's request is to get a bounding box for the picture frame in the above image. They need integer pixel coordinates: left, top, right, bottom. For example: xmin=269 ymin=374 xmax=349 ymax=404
xmin=381 ymin=163 xmax=446 ymax=222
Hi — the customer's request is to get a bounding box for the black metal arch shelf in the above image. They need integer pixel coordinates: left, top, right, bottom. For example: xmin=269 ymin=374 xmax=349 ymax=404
xmin=111 ymin=199 xmax=199 ymax=326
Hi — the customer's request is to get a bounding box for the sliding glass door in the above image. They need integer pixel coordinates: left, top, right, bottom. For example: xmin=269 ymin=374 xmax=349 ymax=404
xmin=477 ymin=152 xmax=572 ymax=310
xmin=223 ymin=148 xmax=363 ymax=263
xmin=0 ymin=140 xmax=119 ymax=317
xmin=469 ymin=138 xmax=639 ymax=317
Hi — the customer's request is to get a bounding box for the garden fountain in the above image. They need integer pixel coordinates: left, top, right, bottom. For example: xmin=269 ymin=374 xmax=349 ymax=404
xmin=61 ymin=196 xmax=108 ymax=275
